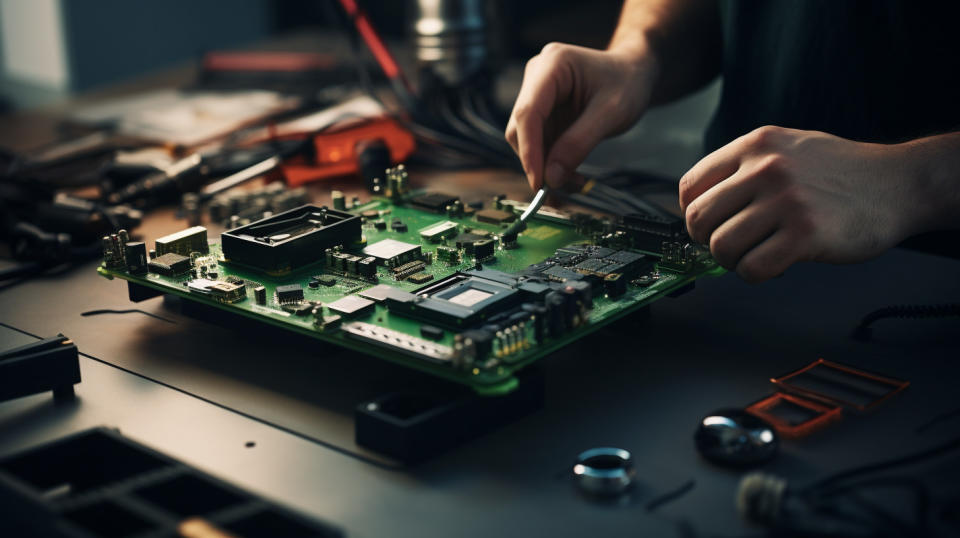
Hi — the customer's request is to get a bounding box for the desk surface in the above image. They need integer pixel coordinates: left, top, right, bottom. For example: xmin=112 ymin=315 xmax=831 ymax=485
xmin=2 ymin=230 xmax=959 ymax=536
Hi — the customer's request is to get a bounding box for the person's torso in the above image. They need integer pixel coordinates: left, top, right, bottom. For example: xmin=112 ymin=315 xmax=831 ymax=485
xmin=706 ymin=0 xmax=960 ymax=151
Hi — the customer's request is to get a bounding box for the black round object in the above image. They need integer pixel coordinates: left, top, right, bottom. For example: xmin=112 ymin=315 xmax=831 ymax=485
xmin=694 ymin=409 xmax=779 ymax=467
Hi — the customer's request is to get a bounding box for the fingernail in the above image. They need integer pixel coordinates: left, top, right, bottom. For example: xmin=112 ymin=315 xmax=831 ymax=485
xmin=545 ymin=162 xmax=565 ymax=187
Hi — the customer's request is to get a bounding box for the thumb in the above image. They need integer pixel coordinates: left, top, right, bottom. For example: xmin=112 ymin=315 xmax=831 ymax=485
xmin=543 ymin=100 xmax=613 ymax=188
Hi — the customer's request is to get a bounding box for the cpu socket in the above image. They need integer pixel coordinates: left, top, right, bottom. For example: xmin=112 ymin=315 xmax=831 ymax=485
xmin=385 ymin=273 xmax=519 ymax=328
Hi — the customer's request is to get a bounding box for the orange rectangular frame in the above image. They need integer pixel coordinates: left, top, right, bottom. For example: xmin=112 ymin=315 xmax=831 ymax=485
xmin=746 ymin=392 xmax=843 ymax=438
xmin=771 ymin=358 xmax=909 ymax=412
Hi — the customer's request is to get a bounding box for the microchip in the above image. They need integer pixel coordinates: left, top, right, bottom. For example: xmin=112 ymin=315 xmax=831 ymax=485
xmin=362 ymin=239 xmax=422 ymax=265
xmin=587 ymin=247 xmax=616 ymax=259
xmin=605 ymin=250 xmax=647 ymax=264
xmin=419 ymin=221 xmax=459 ymax=242
xmin=385 ymin=273 xmax=519 ymax=328
xmin=420 ymin=324 xmax=444 ymax=340
xmin=410 ymin=192 xmax=459 ymax=213
xmin=543 ymin=266 xmax=585 ymax=282
xmin=359 ymin=284 xmax=414 ymax=303
xmin=473 ymin=239 xmax=495 ymax=260
xmin=475 ymin=209 xmax=516 ymax=225
xmin=573 ymin=258 xmax=612 ymax=274
xmin=454 ymin=232 xmax=487 ymax=253
xmin=276 ymin=283 xmax=304 ymax=304
xmin=282 ymin=303 xmax=314 ymax=315
xmin=327 ymin=295 xmax=375 ymax=316
xmin=155 ymin=226 xmax=208 ymax=256
xmin=147 ymin=253 xmax=192 ymax=276
xmin=436 ymin=245 xmax=460 ymax=264
xmin=316 ymin=275 xmax=336 ymax=287
xmin=407 ymin=272 xmax=434 ymax=284
xmin=603 ymin=250 xmax=653 ymax=277
xmin=556 ymin=245 xmax=590 ymax=257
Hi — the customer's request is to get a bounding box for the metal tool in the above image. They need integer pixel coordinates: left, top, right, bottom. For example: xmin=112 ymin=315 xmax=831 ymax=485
xmin=502 ymin=186 xmax=548 ymax=237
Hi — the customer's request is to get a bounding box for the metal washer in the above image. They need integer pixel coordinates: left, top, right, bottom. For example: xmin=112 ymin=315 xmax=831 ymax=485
xmin=573 ymin=447 xmax=636 ymax=497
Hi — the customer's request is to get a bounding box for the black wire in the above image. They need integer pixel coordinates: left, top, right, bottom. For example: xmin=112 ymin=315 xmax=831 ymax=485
xmin=820 ymin=476 xmax=930 ymax=534
xmin=324 ymin=0 xmax=508 ymax=168
xmin=459 ymin=86 xmax=509 ymax=141
xmin=916 ymin=407 xmax=960 ymax=434
xmin=805 ymin=435 xmax=960 ymax=495
xmin=81 ymin=309 xmax=176 ymax=324
xmin=853 ymin=303 xmax=960 ymax=341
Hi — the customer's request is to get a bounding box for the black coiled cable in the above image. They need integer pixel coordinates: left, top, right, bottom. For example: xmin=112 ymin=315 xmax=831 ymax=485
xmin=853 ymin=303 xmax=960 ymax=341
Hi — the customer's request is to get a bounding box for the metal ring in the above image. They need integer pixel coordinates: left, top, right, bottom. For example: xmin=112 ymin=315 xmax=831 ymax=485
xmin=573 ymin=447 xmax=636 ymax=497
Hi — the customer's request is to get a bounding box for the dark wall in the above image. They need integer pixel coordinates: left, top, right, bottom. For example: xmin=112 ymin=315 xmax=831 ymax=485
xmin=60 ymin=0 xmax=271 ymax=91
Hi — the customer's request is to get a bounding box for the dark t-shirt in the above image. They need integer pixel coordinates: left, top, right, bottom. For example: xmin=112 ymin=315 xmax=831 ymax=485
xmin=705 ymin=0 xmax=960 ymax=152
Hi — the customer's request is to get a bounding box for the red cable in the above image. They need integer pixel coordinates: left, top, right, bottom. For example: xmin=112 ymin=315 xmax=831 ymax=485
xmin=336 ymin=0 xmax=412 ymax=93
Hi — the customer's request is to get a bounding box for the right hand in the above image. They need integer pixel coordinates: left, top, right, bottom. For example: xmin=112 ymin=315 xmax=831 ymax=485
xmin=505 ymin=41 xmax=658 ymax=191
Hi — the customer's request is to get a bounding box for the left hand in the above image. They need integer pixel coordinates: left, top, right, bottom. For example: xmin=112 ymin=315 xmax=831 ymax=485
xmin=679 ymin=125 xmax=923 ymax=283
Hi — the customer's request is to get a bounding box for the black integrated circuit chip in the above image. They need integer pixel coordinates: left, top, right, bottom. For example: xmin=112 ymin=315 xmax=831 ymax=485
xmin=147 ymin=253 xmax=192 ymax=276
xmin=573 ymin=258 xmax=611 ymax=274
xmin=410 ymin=192 xmax=459 ymax=213
xmin=407 ymin=272 xmax=434 ymax=284
xmin=475 ymin=209 xmax=516 ymax=225
xmin=276 ymin=283 xmax=304 ymax=304
xmin=473 ymin=239 xmax=495 ymax=260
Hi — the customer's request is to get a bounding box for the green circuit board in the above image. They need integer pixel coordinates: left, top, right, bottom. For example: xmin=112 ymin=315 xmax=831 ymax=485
xmin=98 ymin=186 xmax=723 ymax=395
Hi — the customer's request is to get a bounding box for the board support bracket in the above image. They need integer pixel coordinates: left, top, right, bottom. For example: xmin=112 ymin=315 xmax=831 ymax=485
xmin=355 ymin=368 xmax=545 ymax=464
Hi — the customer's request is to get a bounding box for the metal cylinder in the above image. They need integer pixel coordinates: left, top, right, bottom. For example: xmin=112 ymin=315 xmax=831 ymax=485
xmin=412 ymin=0 xmax=489 ymax=86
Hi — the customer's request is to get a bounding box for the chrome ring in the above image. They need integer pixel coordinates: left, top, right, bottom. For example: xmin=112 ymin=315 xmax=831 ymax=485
xmin=573 ymin=447 xmax=636 ymax=496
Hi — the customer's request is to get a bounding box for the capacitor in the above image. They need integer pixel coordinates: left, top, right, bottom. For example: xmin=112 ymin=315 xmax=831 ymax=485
xmin=124 ymin=242 xmax=148 ymax=274
xmin=109 ymin=234 xmax=124 ymax=268
xmin=254 ymin=286 xmax=267 ymax=304
xmin=332 ymin=190 xmax=346 ymax=210
xmin=101 ymin=236 xmax=113 ymax=259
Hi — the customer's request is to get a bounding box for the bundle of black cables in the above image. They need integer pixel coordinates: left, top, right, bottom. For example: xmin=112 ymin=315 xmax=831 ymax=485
xmin=325 ymin=0 xmax=677 ymax=219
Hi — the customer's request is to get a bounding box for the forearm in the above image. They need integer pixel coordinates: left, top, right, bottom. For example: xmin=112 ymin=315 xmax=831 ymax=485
xmin=895 ymin=132 xmax=960 ymax=236
xmin=608 ymin=0 xmax=722 ymax=105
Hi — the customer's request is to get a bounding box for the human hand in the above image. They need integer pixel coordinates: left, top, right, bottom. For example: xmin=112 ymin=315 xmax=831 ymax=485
xmin=505 ymin=42 xmax=658 ymax=191
xmin=679 ymin=126 xmax=925 ymax=283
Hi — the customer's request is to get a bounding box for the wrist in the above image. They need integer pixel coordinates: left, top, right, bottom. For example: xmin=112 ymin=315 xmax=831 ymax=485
xmin=607 ymin=31 xmax=659 ymax=76
xmin=890 ymin=135 xmax=960 ymax=237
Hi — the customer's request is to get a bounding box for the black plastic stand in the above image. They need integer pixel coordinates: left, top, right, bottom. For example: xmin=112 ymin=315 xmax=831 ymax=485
xmin=0 ymin=334 xmax=80 ymax=403
xmin=152 ymin=290 xmax=547 ymax=465
xmin=355 ymin=369 xmax=545 ymax=464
